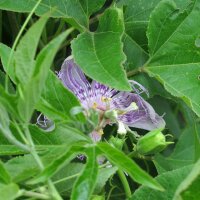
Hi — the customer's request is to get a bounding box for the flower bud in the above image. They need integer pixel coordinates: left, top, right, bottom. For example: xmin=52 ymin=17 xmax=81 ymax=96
xmin=109 ymin=136 xmax=125 ymax=150
xmin=136 ymin=129 xmax=173 ymax=155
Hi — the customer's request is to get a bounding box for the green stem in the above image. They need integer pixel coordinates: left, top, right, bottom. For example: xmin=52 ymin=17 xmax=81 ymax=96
xmin=5 ymin=0 xmax=43 ymax=92
xmin=22 ymin=190 xmax=50 ymax=200
xmin=0 ymin=128 xmax=30 ymax=152
xmin=127 ymin=66 xmax=145 ymax=78
xmin=13 ymin=120 xmax=29 ymax=145
xmin=117 ymin=170 xmax=132 ymax=199
xmin=53 ymin=173 xmax=79 ymax=185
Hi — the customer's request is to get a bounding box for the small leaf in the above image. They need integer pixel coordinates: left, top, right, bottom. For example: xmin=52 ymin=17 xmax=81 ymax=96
xmin=94 ymin=166 xmax=118 ymax=194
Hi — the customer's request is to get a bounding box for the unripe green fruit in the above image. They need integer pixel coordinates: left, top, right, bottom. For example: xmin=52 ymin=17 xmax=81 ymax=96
xmin=136 ymin=129 xmax=173 ymax=155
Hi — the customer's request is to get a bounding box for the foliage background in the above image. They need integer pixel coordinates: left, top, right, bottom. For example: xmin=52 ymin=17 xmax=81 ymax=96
xmin=0 ymin=0 xmax=200 ymax=199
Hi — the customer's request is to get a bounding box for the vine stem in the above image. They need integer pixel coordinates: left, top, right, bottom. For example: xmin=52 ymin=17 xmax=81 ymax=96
xmin=117 ymin=170 xmax=132 ymax=199
xmin=127 ymin=66 xmax=145 ymax=78
xmin=5 ymin=0 xmax=43 ymax=92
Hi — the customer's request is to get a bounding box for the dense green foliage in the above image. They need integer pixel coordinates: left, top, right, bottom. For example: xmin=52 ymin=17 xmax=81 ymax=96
xmin=0 ymin=0 xmax=200 ymax=199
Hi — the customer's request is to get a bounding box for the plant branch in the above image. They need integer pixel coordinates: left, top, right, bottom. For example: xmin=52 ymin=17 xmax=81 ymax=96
xmin=117 ymin=170 xmax=132 ymax=199
xmin=127 ymin=66 xmax=145 ymax=78
xmin=22 ymin=190 xmax=50 ymax=200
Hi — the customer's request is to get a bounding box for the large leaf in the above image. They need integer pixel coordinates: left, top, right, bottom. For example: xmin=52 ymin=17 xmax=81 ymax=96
xmin=0 ymin=0 xmax=105 ymax=28
xmin=72 ymin=7 xmax=131 ymax=91
xmin=146 ymin=0 xmax=200 ymax=117
xmin=97 ymin=142 xmax=163 ymax=191
xmin=17 ymin=28 xmax=73 ymax=122
xmin=131 ymin=165 xmax=192 ymax=200
xmin=71 ymin=147 xmax=98 ymax=200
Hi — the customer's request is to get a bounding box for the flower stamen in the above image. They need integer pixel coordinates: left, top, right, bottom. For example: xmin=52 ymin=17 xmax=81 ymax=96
xmin=117 ymin=102 xmax=138 ymax=115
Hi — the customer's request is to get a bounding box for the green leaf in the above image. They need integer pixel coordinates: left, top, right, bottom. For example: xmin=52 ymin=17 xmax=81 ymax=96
xmin=0 ymin=44 xmax=16 ymax=83
xmin=94 ymin=166 xmax=118 ymax=194
xmin=0 ymin=161 xmax=11 ymax=184
xmin=123 ymin=33 xmax=148 ymax=71
xmin=97 ymin=142 xmax=163 ymax=191
xmin=17 ymin=28 xmax=73 ymax=122
xmin=0 ymin=183 xmax=19 ymax=200
xmin=71 ymin=147 xmax=98 ymax=200
xmin=72 ymin=8 xmax=131 ymax=91
xmin=36 ymin=71 xmax=84 ymax=121
xmin=52 ymin=163 xmax=84 ymax=196
xmin=0 ymin=0 xmax=105 ymax=28
xmin=15 ymin=15 xmax=48 ymax=84
xmin=154 ymin=125 xmax=200 ymax=173
xmin=0 ymin=85 xmax=19 ymax=119
xmin=174 ymin=157 xmax=200 ymax=200
xmin=29 ymin=124 xmax=89 ymax=146
xmin=0 ymin=122 xmax=89 ymax=156
xmin=147 ymin=0 xmax=190 ymax=55
xmin=146 ymin=0 xmax=200 ymax=117
xmin=5 ymin=155 xmax=39 ymax=183
xmin=0 ymin=102 xmax=10 ymax=130
xmin=29 ymin=144 xmax=85 ymax=184
xmin=0 ymin=145 xmax=25 ymax=156
xmin=118 ymin=0 xmax=161 ymax=51
xmin=131 ymin=165 xmax=192 ymax=200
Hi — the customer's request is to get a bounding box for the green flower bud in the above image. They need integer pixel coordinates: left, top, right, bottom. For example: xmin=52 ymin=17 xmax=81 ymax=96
xmin=136 ymin=129 xmax=173 ymax=155
xmin=109 ymin=136 xmax=125 ymax=150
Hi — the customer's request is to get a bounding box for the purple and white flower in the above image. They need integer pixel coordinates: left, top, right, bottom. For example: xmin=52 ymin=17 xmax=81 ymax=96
xmin=59 ymin=57 xmax=165 ymax=141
